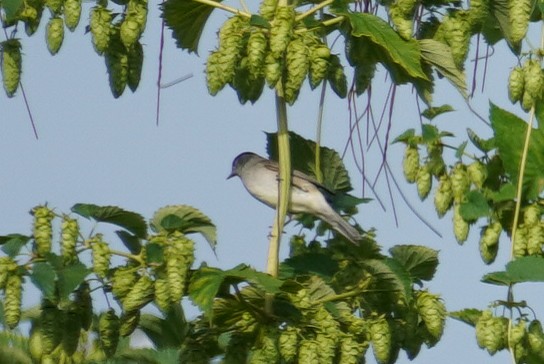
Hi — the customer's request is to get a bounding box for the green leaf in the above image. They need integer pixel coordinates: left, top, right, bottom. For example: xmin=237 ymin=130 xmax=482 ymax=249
xmin=421 ymin=105 xmax=454 ymax=120
xmin=490 ymin=183 xmax=516 ymax=202
xmin=249 ymin=14 xmax=270 ymax=28
xmin=56 ymin=262 xmax=90 ymax=300
xmin=279 ymin=253 xmax=339 ymax=280
xmin=389 ymin=245 xmax=439 ymax=283
xmin=145 ymin=242 xmax=164 ymax=264
xmin=139 ymin=306 xmax=187 ymax=349
xmin=340 ymin=12 xmax=428 ymax=81
xmin=455 ymin=141 xmax=468 ymax=160
xmin=482 ymin=256 xmax=544 ymax=286
xmin=419 ymin=39 xmax=467 ymax=99
xmin=116 ymin=230 xmax=142 ymax=254
xmin=421 ymin=124 xmax=440 ymax=143
xmin=487 ymin=0 xmax=521 ymax=52
xmin=393 ymin=129 xmax=416 ymax=144
xmin=490 ymin=103 xmax=544 ymax=200
xmin=189 ymin=264 xmax=282 ymax=318
xmin=2 ymin=0 xmax=24 ymax=22
xmin=0 ymin=234 xmax=30 ymax=258
xmin=30 ymin=262 xmax=57 ymax=301
xmin=449 ymin=308 xmax=483 ymax=327
xmin=266 ymin=131 xmax=352 ymax=193
xmin=459 ymin=190 xmax=489 ymax=221
xmin=363 ymin=258 xmax=412 ymax=302
xmin=467 ymin=128 xmax=496 ymax=153
xmin=150 ymin=205 xmax=217 ymax=251
xmin=71 ymin=203 xmax=148 ymax=239
xmin=162 ymin=0 xmax=222 ymax=54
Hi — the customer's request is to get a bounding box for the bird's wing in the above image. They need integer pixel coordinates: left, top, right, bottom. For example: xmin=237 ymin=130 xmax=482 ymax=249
xmin=262 ymin=161 xmax=335 ymax=195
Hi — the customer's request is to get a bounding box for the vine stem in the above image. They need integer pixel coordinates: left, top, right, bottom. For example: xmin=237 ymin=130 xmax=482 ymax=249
xmin=296 ymin=0 xmax=334 ymax=22
xmin=191 ymin=0 xmax=251 ymax=18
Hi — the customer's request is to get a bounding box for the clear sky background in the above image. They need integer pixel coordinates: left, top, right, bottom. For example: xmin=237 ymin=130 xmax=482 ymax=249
xmin=1 ymin=1 xmax=542 ymax=363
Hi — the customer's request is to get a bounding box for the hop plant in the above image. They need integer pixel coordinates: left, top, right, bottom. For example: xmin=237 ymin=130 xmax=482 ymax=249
xmin=509 ymin=0 xmax=531 ymax=44
xmin=369 ymin=315 xmax=391 ymax=364
xmin=122 ymin=275 xmax=154 ymax=312
xmin=468 ymin=0 xmax=489 ymax=27
xmin=90 ymin=234 xmax=111 ymax=279
xmin=264 ymin=52 xmax=282 ymax=87
xmin=75 ymin=282 xmax=93 ymax=331
xmin=60 ymin=216 xmax=79 ymax=265
xmin=40 ymin=300 xmax=62 ymax=354
xmin=153 ymin=271 xmax=171 ymax=311
xmin=416 ymin=164 xmax=432 ymax=200
xmin=441 ymin=11 xmax=471 ymax=69
xmin=111 ymin=266 xmax=138 ymax=301
xmin=513 ymin=224 xmax=529 ymax=258
xmin=479 ymin=221 xmax=502 ymax=264
xmin=164 ymin=232 xmax=194 ymax=304
xmin=4 ymin=274 xmax=23 ymax=329
xmin=389 ymin=4 xmax=413 ymax=40
xmin=246 ymin=29 xmax=267 ymax=79
xmin=120 ymin=310 xmax=140 ymax=337
xmin=259 ymin=0 xmax=277 ymax=20
xmin=522 ymin=59 xmax=544 ymax=111
xmin=508 ymin=66 xmax=525 ymax=104
xmin=316 ymin=333 xmax=337 ymax=363
xmin=45 ymin=0 xmax=62 ymax=14
xmin=524 ymin=204 xmax=541 ymax=226
xmin=528 ymin=320 xmax=544 ymax=355
xmin=99 ymin=309 xmax=120 ymax=358
xmin=22 ymin=0 xmax=44 ymax=36
xmin=62 ymin=303 xmax=82 ymax=356
xmin=527 ymin=223 xmax=544 ymax=255
xmin=63 ymin=0 xmax=81 ymax=31
xmin=120 ymin=0 xmax=148 ymax=48
xmin=434 ymin=174 xmax=453 ymax=217
xmin=0 ymin=257 xmax=17 ymax=289
xmin=403 ymin=145 xmax=420 ymax=183
xmin=467 ymin=161 xmax=486 ymax=189
xmin=90 ymin=6 xmax=113 ymax=55
xmin=297 ymin=340 xmax=319 ymax=363
xmin=127 ymin=41 xmax=143 ymax=92
xmin=475 ymin=310 xmax=508 ymax=354
xmin=415 ymin=290 xmax=447 ymax=340
xmin=278 ymin=326 xmax=298 ymax=362
xmin=339 ymin=336 xmax=368 ymax=364
xmin=269 ymin=6 xmax=295 ymax=59
xmin=249 ymin=327 xmax=279 ymax=364
xmin=308 ymin=43 xmax=330 ymax=89
xmin=1 ymin=39 xmax=22 ymax=98
xmin=32 ymin=205 xmax=55 ymax=257
xmin=284 ymin=36 xmax=309 ymax=105
xmin=105 ymin=29 xmax=129 ymax=98
xmin=327 ymin=54 xmax=347 ymax=98
xmin=453 ymin=203 xmax=470 ymax=244
xmin=450 ymin=163 xmax=470 ymax=202
xmin=509 ymin=319 xmax=527 ymax=348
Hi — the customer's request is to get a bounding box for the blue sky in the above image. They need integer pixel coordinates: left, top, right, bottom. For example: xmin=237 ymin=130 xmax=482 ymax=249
xmin=1 ymin=1 xmax=542 ymax=363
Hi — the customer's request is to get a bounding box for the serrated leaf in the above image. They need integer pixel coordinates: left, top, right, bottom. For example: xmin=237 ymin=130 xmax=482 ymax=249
xmin=139 ymin=306 xmax=187 ymax=349
xmin=421 ymin=105 xmax=454 ymax=120
xmin=449 ymin=308 xmax=483 ymax=327
xmin=419 ymin=39 xmax=467 ymax=99
xmin=57 ymin=262 xmax=90 ymax=300
xmin=189 ymin=264 xmax=282 ymax=318
xmin=340 ymin=12 xmax=428 ymax=81
xmin=266 ymin=131 xmax=352 ymax=193
xmin=30 ymin=262 xmax=57 ymax=301
xmin=467 ymin=128 xmax=496 ymax=153
xmin=162 ymin=0 xmax=222 ymax=54
xmin=363 ymin=258 xmax=412 ymax=302
xmin=490 ymin=183 xmax=516 ymax=202
xmin=2 ymin=0 xmax=24 ymax=22
xmin=393 ymin=128 xmax=416 ymax=144
xmin=455 ymin=141 xmax=468 ymax=160
xmin=71 ymin=203 xmax=148 ymax=239
xmin=150 ymin=205 xmax=217 ymax=251
xmin=421 ymin=124 xmax=440 ymax=143
xmin=389 ymin=245 xmax=439 ymax=283
xmin=482 ymin=256 xmax=544 ymax=286
xmin=490 ymin=103 xmax=544 ymax=200
xmin=0 ymin=234 xmax=30 ymax=257
xmin=459 ymin=190 xmax=489 ymax=221
xmin=279 ymin=253 xmax=339 ymax=280
xmin=116 ymin=230 xmax=142 ymax=254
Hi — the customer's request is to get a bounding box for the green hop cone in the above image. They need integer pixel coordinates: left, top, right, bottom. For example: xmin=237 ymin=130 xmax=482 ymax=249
xmin=468 ymin=0 xmax=489 ymax=27
xmin=527 ymin=223 xmax=544 ymax=255
xmin=315 ymin=333 xmax=337 ymax=363
xmin=475 ymin=310 xmax=508 ymax=354
xmin=45 ymin=0 xmax=62 ymax=14
xmin=63 ymin=0 xmax=82 ymax=31
xmin=370 ymin=315 xmax=392 ymax=364
xmin=508 ymin=66 xmax=525 ymax=104
xmin=442 ymin=11 xmax=471 ymax=69
xmin=246 ymin=29 xmax=267 ymax=79
xmin=46 ymin=17 xmax=64 ymax=55
xmin=75 ymin=282 xmax=93 ymax=331
xmin=0 ymin=257 xmax=17 ymax=290
xmin=249 ymin=327 xmax=279 ymax=364
xmin=90 ymin=6 xmax=113 ymax=55
xmin=60 ymin=216 xmax=79 ymax=265
xmin=111 ymin=266 xmax=138 ymax=301
xmin=284 ymin=36 xmax=309 ymax=105
xmin=479 ymin=221 xmax=502 ymax=264
xmin=153 ymin=271 xmax=171 ymax=311
xmin=127 ymin=41 xmax=144 ymax=92
xmin=434 ymin=174 xmax=453 ymax=217
xmin=453 ymin=203 xmax=470 ymax=244
xmin=62 ymin=303 xmax=82 ymax=356
xmin=513 ymin=224 xmax=529 ymax=258
xmin=309 ymin=43 xmax=330 ymax=89
xmin=298 ymin=340 xmax=319 ymax=363
xmin=23 ymin=0 xmax=44 ymax=36
xmin=524 ymin=204 xmax=541 ymax=226
xmin=467 ymin=161 xmax=487 ymax=189
xmin=90 ymin=234 xmax=111 ymax=279
xmin=416 ymin=164 xmax=432 ymax=200
xmin=509 ymin=0 xmax=531 ymax=44
xmin=206 ymin=50 xmax=227 ymax=95
xmin=416 ymin=290 xmax=447 ymax=340
xmin=99 ymin=309 xmax=120 ymax=358
xmin=120 ymin=0 xmax=147 ymax=48
xmin=389 ymin=4 xmax=413 ymax=40
xmin=32 ymin=205 xmax=55 ymax=257
xmin=165 ymin=232 xmax=194 ymax=304
xmin=4 ymin=274 xmax=23 ymax=329
xmin=327 ymin=54 xmax=347 ymax=98
xmin=278 ymin=326 xmax=298 ymax=362
xmin=509 ymin=319 xmax=527 ymax=347
xmin=1 ymin=39 xmax=22 ymax=98
xmin=403 ymin=145 xmax=420 ymax=184
xmin=120 ymin=310 xmax=140 ymax=337
xmin=264 ymin=53 xmax=282 ymax=88
xmin=450 ymin=163 xmax=470 ymax=202
xmin=40 ymin=300 xmax=62 ymax=354
xmin=522 ymin=59 xmax=543 ymax=111
xmin=269 ymin=6 xmax=295 ymax=59
xmin=339 ymin=336 xmax=368 ymax=364
xmin=528 ymin=320 xmax=544 ymax=356
xmin=122 ymin=275 xmax=154 ymax=312
xmin=259 ymin=0 xmax=277 ymax=20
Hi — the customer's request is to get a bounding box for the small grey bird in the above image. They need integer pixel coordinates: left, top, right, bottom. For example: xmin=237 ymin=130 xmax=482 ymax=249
xmin=228 ymin=152 xmax=361 ymax=244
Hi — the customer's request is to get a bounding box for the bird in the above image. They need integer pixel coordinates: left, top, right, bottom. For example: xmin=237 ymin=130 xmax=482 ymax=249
xmin=228 ymin=152 xmax=361 ymax=244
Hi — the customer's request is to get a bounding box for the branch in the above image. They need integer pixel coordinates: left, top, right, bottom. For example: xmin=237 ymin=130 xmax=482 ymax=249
xmin=191 ymin=0 xmax=251 ymax=18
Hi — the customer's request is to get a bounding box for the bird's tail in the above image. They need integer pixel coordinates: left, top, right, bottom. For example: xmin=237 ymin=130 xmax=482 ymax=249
xmin=320 ymin=209 xmax=361 ymax=244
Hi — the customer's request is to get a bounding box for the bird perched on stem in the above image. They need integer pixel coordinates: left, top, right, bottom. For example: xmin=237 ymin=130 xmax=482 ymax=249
xmin=228 ymin=152 xmax=361 ymax=244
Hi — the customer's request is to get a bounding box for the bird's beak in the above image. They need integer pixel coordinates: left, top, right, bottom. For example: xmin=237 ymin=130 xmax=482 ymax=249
xmin=227 ymin=171 xmax=236 ymax=180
